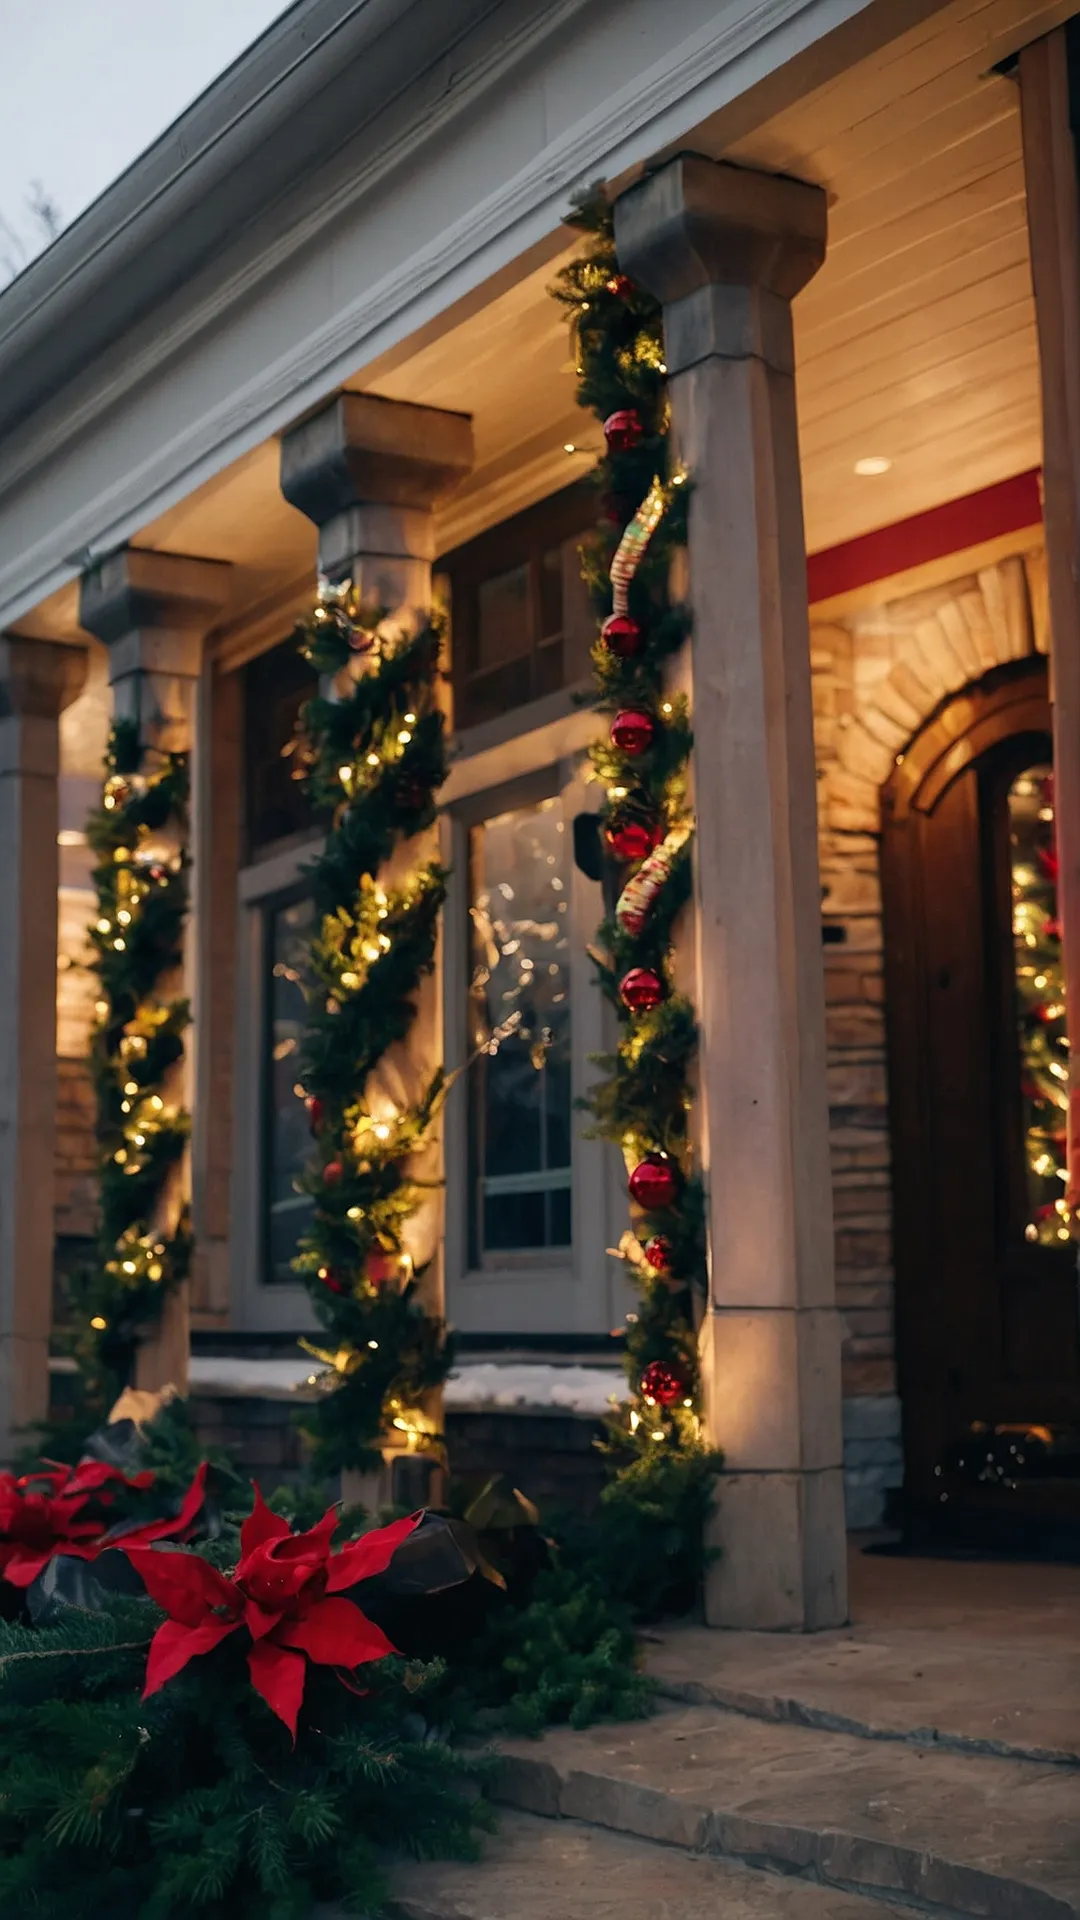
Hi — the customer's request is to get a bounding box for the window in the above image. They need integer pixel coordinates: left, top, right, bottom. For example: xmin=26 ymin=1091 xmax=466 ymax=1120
xmin=243 ymin=638 xmax=319 ymax=858
xmin=1009 ymin=764 xmax=1071 ymax=1245
xmin=263 ymin=894 xmax=316 ymax=1281
xmin=439 ymin=482 xmax=595 ymax=731
xmin=468 ymin=795 xmax=573 ymax=1258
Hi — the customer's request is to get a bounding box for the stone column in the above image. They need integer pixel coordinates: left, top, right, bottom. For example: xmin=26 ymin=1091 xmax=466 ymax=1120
xmin=1018 ymin=33 xmax=1080 ymax=1222
xmin=0 ymin=635 xmax=88 ymax=1462
xmin=281 ymin=391 xmax=473 ymax=1506
xmin=79 ymin=548 xmax=231 ymax=1395
xmin=615 ymin=155 xmax=847 ymax=1629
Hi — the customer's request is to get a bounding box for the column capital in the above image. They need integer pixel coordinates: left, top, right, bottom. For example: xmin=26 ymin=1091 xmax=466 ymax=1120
xmin=79 ymin=548 xmax=230 ymax=752
xmin=614 ymin=156 xmax=826 ymax=377
xmin=614 ymin=154 xmax=827 ymax=304
xmin=78 ymin=547 xmax=233 ymax=660
xmin=281 ymin=391 xmax=474 ymax=528
xmin=0 ymin=634 xmax=88 ymax=720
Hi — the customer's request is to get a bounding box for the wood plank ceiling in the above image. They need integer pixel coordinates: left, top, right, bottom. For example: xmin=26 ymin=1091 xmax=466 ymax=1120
xmin=722 ymin=0 xmax=1070 ymax=550
xmin=22 ymin=0 xmax=1078 ymax=646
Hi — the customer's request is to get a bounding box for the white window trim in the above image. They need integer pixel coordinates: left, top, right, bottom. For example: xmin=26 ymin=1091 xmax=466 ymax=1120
xmin=442 ymin=732 xmax=629 ymax=1339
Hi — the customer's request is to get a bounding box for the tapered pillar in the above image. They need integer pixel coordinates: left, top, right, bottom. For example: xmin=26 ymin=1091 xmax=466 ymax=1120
xmin=615 ymin=155 xmax=847 ymax=1629
xmin=1019 ymin=31 xmax=1080 ymax=1225
xmin=79 ymin=548 xmax=231 ymax=1394
xmin=281 ymin=391 xmax=473 ymax=1505
xmin=0 ymin=635 xmax=88 ymax=1461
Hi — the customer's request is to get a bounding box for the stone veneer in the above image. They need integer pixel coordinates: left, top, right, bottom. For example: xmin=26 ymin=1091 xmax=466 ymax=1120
xmin=811 ymin=539 xmax=1048 ymax=1525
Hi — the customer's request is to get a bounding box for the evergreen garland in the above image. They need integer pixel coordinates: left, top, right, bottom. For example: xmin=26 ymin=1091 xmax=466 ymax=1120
xmin=552 ymin=197 xmax=722 ymax=1507
xmin=290 ymin=590 xmax=453 ymax=1474
xmin=65 ymin=719 xmax=192 ymax=1415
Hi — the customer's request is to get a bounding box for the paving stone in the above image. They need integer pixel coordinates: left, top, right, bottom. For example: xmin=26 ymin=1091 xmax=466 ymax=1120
xmin=387 ymin=1809 xmax=913 ymax=1920
xmin=493 ymin=1703 xmax=1080 ymax=1919
xmin=648 ymin=1552 xmax=1080 ymax=1766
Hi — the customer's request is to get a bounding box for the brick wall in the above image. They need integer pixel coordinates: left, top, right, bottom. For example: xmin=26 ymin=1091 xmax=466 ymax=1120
xmin=55 ymin=1056 xmax=97 ymax=1241
xmin=810 ymin=542 xmax=1046 ymax=1525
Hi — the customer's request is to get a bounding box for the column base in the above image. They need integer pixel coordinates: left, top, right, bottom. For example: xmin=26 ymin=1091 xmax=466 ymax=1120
xmin=704 ymin=1466 xmax=848 ymax=1630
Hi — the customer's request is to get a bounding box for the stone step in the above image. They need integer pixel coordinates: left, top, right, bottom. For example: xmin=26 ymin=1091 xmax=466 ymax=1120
xmin=645 ymin=1614 xmax=1080 ymax=1769
xmin=491 ymin=1703 xmax=1080 ymax=1918
xmin=389 ymin=1808 xmax=914 ymax=1919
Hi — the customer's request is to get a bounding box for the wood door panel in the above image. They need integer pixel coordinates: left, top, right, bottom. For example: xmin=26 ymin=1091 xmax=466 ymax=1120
xmin=883 ymin=658 xmax=1080 ymax=1532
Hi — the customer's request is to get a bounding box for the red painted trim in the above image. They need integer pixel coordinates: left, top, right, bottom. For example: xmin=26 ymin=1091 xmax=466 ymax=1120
xmin=807 ymin=469 xmax=1043 ymax=605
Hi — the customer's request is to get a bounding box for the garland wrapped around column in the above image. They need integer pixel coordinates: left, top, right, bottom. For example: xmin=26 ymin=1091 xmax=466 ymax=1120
xmin=553 ymin=196 xmax=715 ymax=1469
xmin=75 ymin=720 xmax=192 ymax=1405
xmin=290 ymin=586 xmax=452 ymax=1475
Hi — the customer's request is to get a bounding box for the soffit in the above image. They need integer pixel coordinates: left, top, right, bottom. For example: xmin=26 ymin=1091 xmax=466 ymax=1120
xmin=18 ymin=0 xmax=1073 ymax=648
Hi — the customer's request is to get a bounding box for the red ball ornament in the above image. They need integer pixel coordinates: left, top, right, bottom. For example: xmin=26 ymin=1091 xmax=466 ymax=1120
xmin=322 ymin=1160 xmax=344 ymax=1187
xmin=601 ymin=613 xmax=644 ymax=658
xmin=628 ymin=1152 xmax=678 ymax=1210
xmin=611 ymin=708 xmax=655 ymax=756
xmin=317 ymin=1266 xmax=345 ymax=1295
xmin=604 ymin=408 xmax=644 ymax=454
xmin=620 ymin=967 xmax=664 ymax=1013
xmin=640 ymin=1360 xmax=684 ymax=1408
xmin=606 ymin=273 xmax=634 ymax=299
xmin=606 ymin=819 xmax=661 ymax=863
xmin=367 ymin=1248 xmax=398 ymax=1290
xmin=643 ymin=1235 xmax=674 ymax=1273
xmin=306 ymin=1095 xmax=324 ymax=1133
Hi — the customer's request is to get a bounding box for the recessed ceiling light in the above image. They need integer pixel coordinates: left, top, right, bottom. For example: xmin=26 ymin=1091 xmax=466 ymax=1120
xmin=854 ymin=456 xmax=891 ymax=476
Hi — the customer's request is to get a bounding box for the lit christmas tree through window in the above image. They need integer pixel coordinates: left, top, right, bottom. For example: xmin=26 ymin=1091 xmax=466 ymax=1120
xmin=1011 ymin=765 xmax=1072 ymax=1244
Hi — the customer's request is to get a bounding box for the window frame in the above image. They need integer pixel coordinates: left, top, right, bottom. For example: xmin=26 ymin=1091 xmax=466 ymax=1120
xmin=231 ymin=835 xmax=324 ymax=1333
xmin=441 ymin=730 xmax=628 ymax=1338
xmin=438 ymin=480 xmax=596 ymax=732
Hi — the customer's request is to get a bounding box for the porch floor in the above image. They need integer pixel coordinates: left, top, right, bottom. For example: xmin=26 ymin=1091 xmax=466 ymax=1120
xmin=390 ymin=1544 xmax=1080 ymax=1920
xmin=647 ymin=1539 xmax=1080 ymax=1764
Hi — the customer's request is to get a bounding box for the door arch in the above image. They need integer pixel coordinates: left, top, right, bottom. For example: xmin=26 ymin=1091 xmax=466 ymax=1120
xmin=881 ymin=656 xmax=1080 ymax=1550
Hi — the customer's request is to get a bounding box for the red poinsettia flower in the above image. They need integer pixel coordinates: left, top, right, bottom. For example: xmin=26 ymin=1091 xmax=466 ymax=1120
xmin=0 ymin=1460 xmax=208 ymax=1589
xmin=126 ymin=1489 xmax=420 ymax=1737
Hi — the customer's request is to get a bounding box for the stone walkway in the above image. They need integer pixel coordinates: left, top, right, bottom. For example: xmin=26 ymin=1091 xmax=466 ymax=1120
xmin=391 ymin=1547 xmax=1080 ymax=1918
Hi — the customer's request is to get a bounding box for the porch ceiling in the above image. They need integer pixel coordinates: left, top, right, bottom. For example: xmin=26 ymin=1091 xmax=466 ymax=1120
xmin=19 ymin=0 xmax=1071 ymax=650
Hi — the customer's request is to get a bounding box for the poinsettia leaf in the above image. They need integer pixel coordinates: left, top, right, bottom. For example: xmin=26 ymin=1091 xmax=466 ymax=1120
xmin=239 ymin=1482 xmax=293 ymax=1558
xmin=247 ymin=1638 xmax=306 ymax=1738
xmin=325 ymin=1511 xmax=421 ymax=1592
xmin=143 ymin=1615 xmax=238 ymax=1697
xmin=104 ymin=1461 xmax=210 ymax=1551
xmin=276 ymin=1594 xmax=396 ymax=1667
xmin=125 ymin=1545 xmax=239 ymax=1626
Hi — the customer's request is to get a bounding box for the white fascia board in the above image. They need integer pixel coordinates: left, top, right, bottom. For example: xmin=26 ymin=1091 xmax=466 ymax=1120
xmin=0 ymin=0 xmax=890 ymax=630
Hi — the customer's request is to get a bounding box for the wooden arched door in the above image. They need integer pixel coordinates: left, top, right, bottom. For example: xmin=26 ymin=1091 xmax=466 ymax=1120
xmin=882 ymin=657 xmax=1080 ymax=1551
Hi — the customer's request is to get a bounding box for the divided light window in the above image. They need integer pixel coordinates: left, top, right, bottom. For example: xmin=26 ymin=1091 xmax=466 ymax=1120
xmin=243 ymin=637 xmax=319 ymax=860
xmin=438 ymin=481 xmax=595 ymax=732
xmin=263 ymin=894 xmax=316 ymax=1282
xmin=467 ymin=789 xmax=573 ymax=1261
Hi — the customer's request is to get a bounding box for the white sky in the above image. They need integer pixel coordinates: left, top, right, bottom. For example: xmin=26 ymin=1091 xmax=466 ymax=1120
xmin=0 ymin=0 xmax=292 ymax=274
